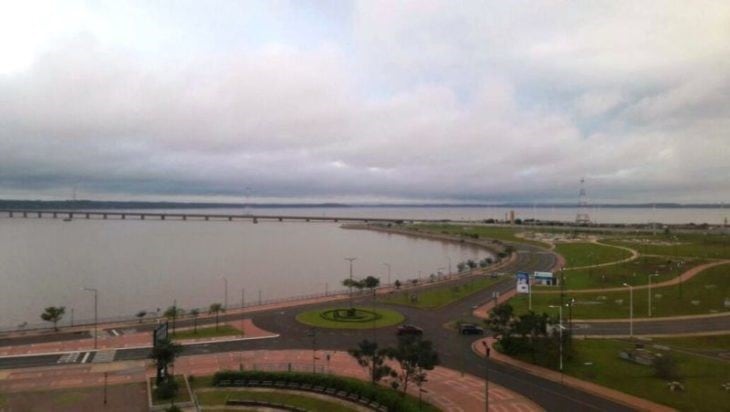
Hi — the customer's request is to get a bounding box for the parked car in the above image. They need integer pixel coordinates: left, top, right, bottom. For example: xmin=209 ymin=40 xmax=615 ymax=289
xmin=396 ymin=324 xmax=424 ymax=336
xmin=458 ymin=323 xmax=484 ymax=335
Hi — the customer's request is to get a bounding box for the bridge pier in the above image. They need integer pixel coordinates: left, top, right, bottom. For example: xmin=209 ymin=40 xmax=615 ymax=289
xmin=182 ymin=215 xmax=186 ymax=221
xmin=37 ymin=212 xmax=42 ymax=218
xmin=205 ymin=216 xmax=209 ymax=221
xmin=22 ymin=212 xmax=27 ymax=218
xmin=85 ymin=213 xmax=90 ymax=219
xmin=253 ymin=217 xmax=258 ymax=224
xmin=8 ymin=211 xmax=13 ymax=217
xmin=305 ymin=218 xmax=310 ymax=222
xmin=228 ymin=216 xmax=232 ymax=221
xmin=103 ymin=214 xmax=107 ymax=219
xmin=53 ymin=212 xmax=57 ymax=218
xmin=161 ymin=215 xmax=165 ymax=220
xmin=334 ymin=219 xmax=338 ymax=222
xmin=140 ymin=215 xmax=145 ymax=220
xmin=278 ymin=217 xmax=283 ymax=222
xmin=121 ymin=214 xmax=126 ymax=220
xmin=68 ymin=213 xmax=74 ymax=219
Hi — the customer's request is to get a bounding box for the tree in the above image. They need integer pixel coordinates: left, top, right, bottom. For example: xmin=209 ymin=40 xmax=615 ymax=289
xmin=189 ymin=308 xmax=200 ymax=334
xmin=348 ymin=339 xmax=392 ymax=384
xmin=394 ymin=279 xmax=402 ymax=289
xmin=150 ymin=337 xmax=183 ymax=387
xmin=362 ymin=276 xmax=380 ymax=297
xmin=209 ymin=303 xmax=224 ymax=331
xmin=41 ymin=306 xmax=65 ymax=331
xmin=386 ymin=335 xmax=439 ymax=395
xmin=486 ymin=303 xmax=514 ymax=341
xmin=164 ymin=306 xmax=184 ymax=319
xmin=457 ymin=262 xmax=466 ymax=272
xmin=466 ymin=259 xmax=477 ymax=270
xmin=136 ymin=310 xmax=147 ymax=323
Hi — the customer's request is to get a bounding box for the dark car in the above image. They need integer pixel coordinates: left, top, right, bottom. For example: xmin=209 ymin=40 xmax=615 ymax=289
xmin=396 ymin=324 xmax=424 ymax=336
xmin=458 ymin=323 xmax=484 ymax=335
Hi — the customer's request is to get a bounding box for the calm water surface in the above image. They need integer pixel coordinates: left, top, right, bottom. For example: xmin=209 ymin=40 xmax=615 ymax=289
xmin=0 ymin=218 xmax=488 ymax=328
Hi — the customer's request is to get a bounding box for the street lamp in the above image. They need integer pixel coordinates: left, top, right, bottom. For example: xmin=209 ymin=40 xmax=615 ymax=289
xmin=481 ymin=341 xmax=490 ymax=412
xmin=647 ymin=273 xmax=659 ymax=317
xmin=383 ymin=263 xmax=391 ymax=286
xmin=548 ymin=304 xmax=565 ymax=380
xmin=82 ymin=287 xmax=98 ymax=349
xmin=241 ymin=288 xmax=245 ymax=309
xmin=622 ymin=283 xmax=634 ymax=339
xmin=345 ymin=257 xmax=357 ymax=308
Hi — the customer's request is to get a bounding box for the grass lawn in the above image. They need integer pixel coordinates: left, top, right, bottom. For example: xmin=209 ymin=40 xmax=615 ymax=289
xmin=511 ymin=263 xmax=730 ymax=319
xmin=604 ymin=232 xmax=730 ymax=260
xmin=409 ymin=223 xmax=550 ymax=247
xmin=382 ymin=276 xmax=506 ymax=309
xmin=296 ymin=307 xmax=404 ymax=329
xmin=555 ymin=242 xmax=633 ymax=268
xmin=172 ymin=324 xmax=241 ymax=340
xmin=1 ymin=383 xmax=148 ymax=411
xmin=150 ymin=375 xmax=191 ymax=405
xmin=521 ymin=337 xmax=730 ymax=412
xmin=540 ymin=256 xmax=704 ymax=290
xmin=654 ymin=334 xmax=730 ymax=351
xmin=197 ymin=389 xmax=359 ymax=411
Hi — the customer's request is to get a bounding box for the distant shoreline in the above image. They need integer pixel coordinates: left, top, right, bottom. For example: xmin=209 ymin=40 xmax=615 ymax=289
xmin=0 ymin=199 xmax=727 ymax=210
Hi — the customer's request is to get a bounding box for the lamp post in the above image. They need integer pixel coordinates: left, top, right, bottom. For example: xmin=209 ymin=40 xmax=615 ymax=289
xmin=82 ymin=287 xmax=98 ymax=349
xmin=648 ymin=273 xmax=659 ymax=317
xmin=241 ymin=288 xmax=245 ymax=309
xmin=345 ymin=257 xmax=357 ymax=308
xmin=623 ymin=283 xmax=633 ymax=339
xmin=548 ymin=304 xmax=564 ymax=380
xmin=448 ymin=256 xmax=452 ymax=275
xmin=481 ymin=341 xmax=490 ymax=412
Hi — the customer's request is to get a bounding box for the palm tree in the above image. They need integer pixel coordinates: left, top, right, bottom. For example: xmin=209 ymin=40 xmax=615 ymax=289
xmin=41 ymin=306 xmax=65 ymax=331
xmin=209 ymin=303 xmax=224 ymax=331
xmin=135 ymin=310 xmax=147 ymax=324
xmin=189 ymin=308 xmax=200 ymax=334
xmin=150 ymin=337 xmax=183 ymax=385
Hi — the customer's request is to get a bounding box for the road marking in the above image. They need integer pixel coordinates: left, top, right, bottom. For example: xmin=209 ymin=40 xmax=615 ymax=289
xmin=110 ymin=329 xmax=120 ymax=336
xmin=80 ymin=352 xmax=91 ymax=364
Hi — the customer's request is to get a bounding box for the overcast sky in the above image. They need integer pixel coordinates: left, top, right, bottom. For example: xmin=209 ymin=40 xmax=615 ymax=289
xmin=1 ymin=1 xmax=728 ymax=203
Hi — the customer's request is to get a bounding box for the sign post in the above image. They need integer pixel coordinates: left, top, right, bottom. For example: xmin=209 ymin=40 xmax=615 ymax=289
xmin=516 ymin=272 xmax=531 ymax=310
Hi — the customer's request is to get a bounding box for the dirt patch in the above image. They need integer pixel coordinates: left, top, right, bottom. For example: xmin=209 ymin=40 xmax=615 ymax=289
xmin=3 ymin=382 xmax=148 ymax=412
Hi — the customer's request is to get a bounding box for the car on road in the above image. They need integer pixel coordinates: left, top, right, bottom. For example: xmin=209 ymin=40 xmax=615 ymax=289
xmin=396 ymin=324 xmax=424 ymax=336
xmin=458 ymin=323 xmax=484 ymax=335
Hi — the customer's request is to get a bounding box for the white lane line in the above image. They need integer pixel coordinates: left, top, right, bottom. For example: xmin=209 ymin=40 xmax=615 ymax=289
xmin=80 ymin=351 xmax=91 ymax=364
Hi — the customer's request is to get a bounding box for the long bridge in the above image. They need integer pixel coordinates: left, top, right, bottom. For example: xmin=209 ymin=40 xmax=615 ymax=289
xmin=0 ymin=209 xmax=449 ymax=224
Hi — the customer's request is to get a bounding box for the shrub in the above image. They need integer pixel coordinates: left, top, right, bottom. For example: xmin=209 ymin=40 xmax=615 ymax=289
xmin=154 ymin=379 xmax=179 ymax=400
xmin=653 ymin=354 xmax=680 ymax=380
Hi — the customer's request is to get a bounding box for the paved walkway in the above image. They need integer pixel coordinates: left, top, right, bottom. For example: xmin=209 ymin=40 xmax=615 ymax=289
xmin=472 ymin=338 xmax=672 ymax=412
xmin=0 ymin=349 xmax=543 ymax=412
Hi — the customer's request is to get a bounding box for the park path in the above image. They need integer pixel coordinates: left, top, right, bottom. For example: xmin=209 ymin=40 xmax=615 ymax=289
xmin=472 ymin=338 xmax=672 ymax=412
xmin=534 ymin=259 xmax=730 ymax=295
xmin=0 ymin=349 xmax=543 ymax=412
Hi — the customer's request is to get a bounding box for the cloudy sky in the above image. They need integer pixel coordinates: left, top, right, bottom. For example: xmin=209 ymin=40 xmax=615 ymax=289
xmin=1 ymin=0 xmax=728 ymax=203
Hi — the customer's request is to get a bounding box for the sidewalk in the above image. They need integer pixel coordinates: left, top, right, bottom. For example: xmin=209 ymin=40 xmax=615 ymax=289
xmin=0 ymin=349 xmax=544 ymax=412
xmin=472 ymin=337 xmax=673 ymax=412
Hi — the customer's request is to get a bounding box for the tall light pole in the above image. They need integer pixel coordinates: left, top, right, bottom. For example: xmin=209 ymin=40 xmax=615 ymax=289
xmin=481 ymin=341 xmax=490 ymax=412
xmin=448 ymin=256 xmax=452 ymax=275
xmin=241 ymin=288 xmax=245 ymax=309
xmin=383 ymin=263 xmax=391 ymax=286
xmin=623 ymin=283 xmax=633 ymax=339
xmin=648 ymin=273 xmax=659 ymax=317
xmin=345 ymin=257 xmax=357 ymax=308
xmin=82 ymin=287 xmax=98 ymax=349
xmin=549 ymin=304 xmax=564 ymax=380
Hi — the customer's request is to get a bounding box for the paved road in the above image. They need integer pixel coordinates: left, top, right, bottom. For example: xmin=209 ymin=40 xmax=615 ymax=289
xmin=0 ymin=244 xmax=634 ymax=410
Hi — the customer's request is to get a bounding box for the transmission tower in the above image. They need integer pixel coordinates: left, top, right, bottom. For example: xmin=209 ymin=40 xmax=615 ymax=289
xmin=575 ymin=178 xmax=591 ymax=224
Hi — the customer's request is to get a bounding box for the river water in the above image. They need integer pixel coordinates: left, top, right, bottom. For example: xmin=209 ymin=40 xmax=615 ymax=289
xmin=2 ymin=205 xmax=727 ymax=329
xmin=0 ymin=217 xmax=487 ymax=329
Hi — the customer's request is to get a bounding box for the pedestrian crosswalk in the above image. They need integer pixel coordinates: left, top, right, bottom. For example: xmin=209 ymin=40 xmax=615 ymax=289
xmin=56 ymin=350 xmax=116 ymax=364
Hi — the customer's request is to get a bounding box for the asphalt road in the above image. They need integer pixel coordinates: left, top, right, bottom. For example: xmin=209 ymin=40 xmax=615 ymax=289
xmin=0 ymin=244 xmax=634 ymax=411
